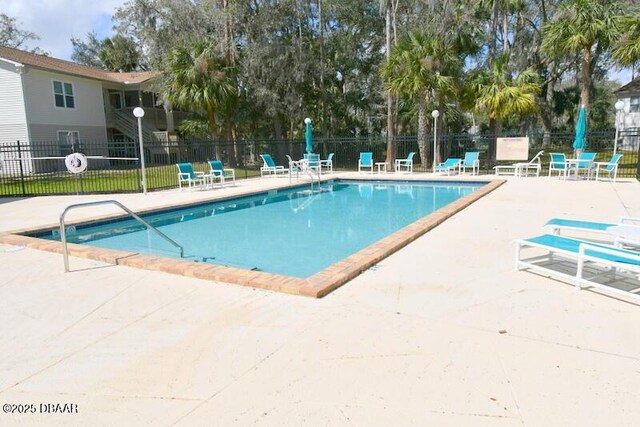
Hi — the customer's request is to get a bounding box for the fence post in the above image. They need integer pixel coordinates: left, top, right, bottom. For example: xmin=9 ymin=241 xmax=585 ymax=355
xmin=16 ymin=140 xmax=26 ymax=196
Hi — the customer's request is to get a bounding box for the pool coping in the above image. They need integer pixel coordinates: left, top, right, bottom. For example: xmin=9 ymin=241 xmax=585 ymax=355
xmin=0 ymin=177 xmax=505 ymax=298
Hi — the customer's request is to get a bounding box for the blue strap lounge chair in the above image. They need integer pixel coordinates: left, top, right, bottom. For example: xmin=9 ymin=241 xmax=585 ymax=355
xmin=515 ymin=234 xmax=640 ymax=301
xmin=544 ymin=216 xmax=640 ymax=235
xmin=434 ymin=158 xmax=461 ymax=175
xmin=593 ymin=153 xmax=623 ymax=182
xmin=394 ymin=152 xmax=415 ymax=173
xmin=208 ymin=160 xmax=235 ymax=186
xmin=320 ymin=153 xmax=334 ymax=173
xmin=304 ymin=153 xmax=321 ymax=175
xmin=494 ymin=150 xmax=544 ymax=177
xmin=544 ymin=216 xmax=640 ymax=248
xmin=176 ymin=162 xmax=205 ymax=190
xmin=460 ymin=151 xmax=480 ymax=175
xmin=548 ymin=153 xmax=568 ymax=179
xmin=358 ymin=152 xmax=374 ymax=173
xmin=260 ymin=154 xmax=289 ymax=177
xmin=574 ymin=152 xmax=597 ymax=179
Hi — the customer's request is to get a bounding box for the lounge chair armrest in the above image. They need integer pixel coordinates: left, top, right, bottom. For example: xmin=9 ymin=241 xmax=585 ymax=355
xmin=178 ymin=172 xmax=191 ymax=179
xmin=578 ymin=243 xmax=640 ymax=264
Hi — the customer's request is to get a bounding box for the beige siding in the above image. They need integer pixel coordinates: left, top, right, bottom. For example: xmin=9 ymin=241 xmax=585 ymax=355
xmin=28 ymin=124 xmax=108 ymax=143
xmin=22 ymin=69 xmax=108 ymax=140
xmin=618 ymin=97 xmax=640 ymax=128
xmin=0 ymin=61 xmax=29 ymax=144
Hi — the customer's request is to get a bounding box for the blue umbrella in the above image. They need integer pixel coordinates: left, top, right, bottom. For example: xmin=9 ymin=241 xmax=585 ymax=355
xmin=304 ymin=118 xmax=313 ymax=153
xmin=572 ymin=105 xmax=587 ymax=153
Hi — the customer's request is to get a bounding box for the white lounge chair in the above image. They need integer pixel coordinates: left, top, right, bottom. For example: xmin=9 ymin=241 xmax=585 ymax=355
xmin=548 ymin=153 xmax=569 ymax=179
xmin=434 ymin=158 xmax=461 ymax=175
xmin=395 ymin=152 xmax=415 ymax=173
xmin=544 ymin=216 xmax=640 ymax=248
xmin=320 ymin=153 xmax=334 ymax=173
xmin=494 ymin=150 xmax=544 ymax=177
xmin=573 ymin=152 xmax=597 ymax=179
xmin=260 ymin=154 xmax=289 ymax=177
xmin=516 ymin=234 xmax=640 ymax=301
xmin=358 ymin=152 xmax=374 ymax=173
xmin=460 ymin=151 xmax=480 ymax=175
xmin=176 ymin=163 xmax=206 ymax=190
xmin=208 ymin=160 xmax=235 ymax=186
xmin=594 ymin=153 xmax=623 ymax=182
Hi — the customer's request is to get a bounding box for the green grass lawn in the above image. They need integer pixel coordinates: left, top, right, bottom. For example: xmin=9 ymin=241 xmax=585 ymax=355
xmin=1 ymin=163 xmax=262 ymax=196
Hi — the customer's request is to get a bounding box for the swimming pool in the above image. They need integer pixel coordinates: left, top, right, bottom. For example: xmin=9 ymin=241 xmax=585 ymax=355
xmin=13 ymin=178 xmax=503 ymax=297
xmin=37 ymin=179 xmax=481 ymax=277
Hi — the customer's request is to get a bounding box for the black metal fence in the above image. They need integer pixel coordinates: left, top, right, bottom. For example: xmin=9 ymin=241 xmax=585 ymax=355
xmin=1 ymin=129 xmax=638 ymax=196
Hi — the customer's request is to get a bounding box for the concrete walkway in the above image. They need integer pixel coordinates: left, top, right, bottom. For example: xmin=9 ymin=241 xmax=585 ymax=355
xmin=0 ymin=175 xmax=639 ymax=426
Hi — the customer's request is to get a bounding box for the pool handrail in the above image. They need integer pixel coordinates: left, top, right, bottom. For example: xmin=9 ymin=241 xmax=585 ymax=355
xmin=60 ymin=200 xmax=184 ymax=272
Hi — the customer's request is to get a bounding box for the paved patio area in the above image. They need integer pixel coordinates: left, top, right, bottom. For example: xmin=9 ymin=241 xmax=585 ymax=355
xmin=1 ymin=174 xmax=639 ymax=426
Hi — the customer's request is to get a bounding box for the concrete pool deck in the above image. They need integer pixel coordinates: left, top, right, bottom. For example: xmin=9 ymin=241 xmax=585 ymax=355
xmin=0 ymin=173 xmax=639 ymax=425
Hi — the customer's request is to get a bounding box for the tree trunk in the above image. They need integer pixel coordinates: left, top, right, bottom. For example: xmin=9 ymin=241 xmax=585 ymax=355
xmin=580 ymin=46 xmax=592 ymax=111
xmin=488 ymin=117 xmax=500 ymax=166
xmin=489 ymin=0 xmax=499 ymax=65
xmin=417 ymin=96 xmax=428 ymax=170
xmin=541 ymin=60 xmax=556 ymax=147
xmin=207 ymin=105 xmax=220 ymax=159
xmin=225 ymin=118 xmax=236 ymax=167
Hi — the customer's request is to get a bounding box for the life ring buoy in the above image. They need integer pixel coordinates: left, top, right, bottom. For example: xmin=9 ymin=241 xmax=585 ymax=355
xmin=64 ymin=153 xmax=88 ymax=174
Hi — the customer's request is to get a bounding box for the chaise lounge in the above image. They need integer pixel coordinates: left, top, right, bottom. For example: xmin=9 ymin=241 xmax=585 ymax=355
xmin=515 ymin=233 xmax=640 ymax=301
xmin=176 ymin=162 xmax=206 ymax=190
xmin=260 ymin=154 xmax=289 ymax=177
xmin=494 ymin=150 xmax=544 ymax=177
xmin=434 ymin=158 xmax=461 ymax=175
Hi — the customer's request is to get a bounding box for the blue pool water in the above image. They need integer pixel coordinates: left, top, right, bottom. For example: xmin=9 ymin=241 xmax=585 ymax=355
xmin=42 ymin=180 xmax=483 ymax=278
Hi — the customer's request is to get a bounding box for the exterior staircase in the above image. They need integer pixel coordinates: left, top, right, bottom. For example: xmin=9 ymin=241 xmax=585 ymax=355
xmin=112 ymin=109 xmax=158 ymax=142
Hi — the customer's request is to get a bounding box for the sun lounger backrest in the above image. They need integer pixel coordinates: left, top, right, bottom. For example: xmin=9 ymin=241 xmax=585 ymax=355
xmin=606 ymin=153 xmax=623 ymax=171
xmin=577 ymin=152 xmax=596 ymax=168
xmin=463 ymin=151 xmax=479 ymax=166
xmin=209 ymin=160 xmax=224 ymax=172
xmin=360 ymin=152 xmax=373 ymax=166
xmin=261 ymin=154 xmax=276 ymax=168
xmin=529 ymin=150 xmax=544 ymax=165
xmin=177 ymin=162 xmax=196 ymax=179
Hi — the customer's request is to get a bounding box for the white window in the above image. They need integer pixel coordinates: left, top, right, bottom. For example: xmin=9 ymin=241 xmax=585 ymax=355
xmin=57 ymin=130 xmax=80 ymax=155
xmin=53 ymin=80 xmax=75 ymax=108
xmin=630 ymin=97 xmax=640 ymax=113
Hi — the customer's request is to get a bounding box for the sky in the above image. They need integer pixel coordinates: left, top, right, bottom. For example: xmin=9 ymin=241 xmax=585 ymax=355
xmin=3 ymin=0 xmax=126 ymax=60
xmin=2 ymin=0 xmax=636 ymax=85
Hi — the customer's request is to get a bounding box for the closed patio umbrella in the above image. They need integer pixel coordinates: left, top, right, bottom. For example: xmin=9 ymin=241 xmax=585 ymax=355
xmin=304 ymin=118 xmax=313 ymax=153
xmin=573 ymin=105 xmax=587 ymax=156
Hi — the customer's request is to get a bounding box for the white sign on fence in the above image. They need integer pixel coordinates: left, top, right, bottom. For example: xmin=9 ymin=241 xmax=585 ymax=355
xmin=496 ymin=137 xmax=529 ymax=161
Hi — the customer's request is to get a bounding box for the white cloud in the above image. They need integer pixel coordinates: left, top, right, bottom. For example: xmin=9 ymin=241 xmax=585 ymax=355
xmin=4 ymin=0 xmax=127 ymax=60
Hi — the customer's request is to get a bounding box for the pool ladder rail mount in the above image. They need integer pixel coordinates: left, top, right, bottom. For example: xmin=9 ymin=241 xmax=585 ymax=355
xmin=289 ymin=160 xmax=320 ymax=190
xmin=60 ymin=200 xmax=184 ymax=272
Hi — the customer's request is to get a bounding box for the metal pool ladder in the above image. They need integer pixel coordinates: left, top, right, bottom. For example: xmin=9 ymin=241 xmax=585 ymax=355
xmin=60 ymin=200 xmax=184 ymax=272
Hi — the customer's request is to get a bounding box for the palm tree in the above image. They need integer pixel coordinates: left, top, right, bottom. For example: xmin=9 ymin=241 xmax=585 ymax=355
xmin=612 ymin=11 xmax=640 ymax=67
xmin=381 ymin=31 xmax=458 ymax=167
xmin=161 ymin=37 xmax=235 ymax=157
xmin=541 ymin=0 xmax=622 ymax=112
xmin=474 ymin=56 xmax=540 ymax=163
